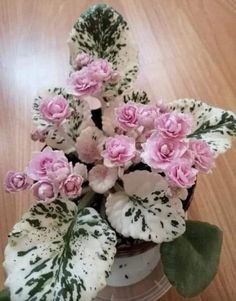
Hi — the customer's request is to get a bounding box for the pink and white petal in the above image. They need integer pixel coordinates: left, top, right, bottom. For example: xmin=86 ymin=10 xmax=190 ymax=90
xmin=122 ymin=170 xmax=169 ymax=198
xmin=81 ymin=95 xmax=102 ymax=110
xmin=89 ymin=165 xmax=118 ymax=194
xmin=73 ymin=163 xmax=88 ymax=179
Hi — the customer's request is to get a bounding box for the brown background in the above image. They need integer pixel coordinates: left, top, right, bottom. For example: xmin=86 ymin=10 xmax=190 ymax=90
xmin=0 ymin=1 xmax=236 ymax=300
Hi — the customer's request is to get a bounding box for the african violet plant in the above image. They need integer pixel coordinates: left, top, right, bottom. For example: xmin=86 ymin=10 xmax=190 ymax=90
xmin=2 ymin=4 xmax=236 ymax=301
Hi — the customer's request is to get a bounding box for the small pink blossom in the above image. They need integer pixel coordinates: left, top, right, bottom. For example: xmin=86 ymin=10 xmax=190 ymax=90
xmin=39 ymin=96 xmax=71 ymax=125
xmin=189 ymin=139 xmax=215 ymax=172
xmin=74 ymin=52 xmax=92 ymax=69
xmin=32 ymin=180 xmax=58 ymax=202
xmin=156 ymin=101 xmax=169 ymax=114
xmin=141 ymin=133 xmax=188 ymax=170
xmin=88 ymin=58 xmax=113 ymax=81
xmin=155 ymin=112 xmax=193 ymax=139
xmin=167 ymin=160 xmax=198 ymax=188
xmin=116 ymin=102 xmax=138 ymax=130
xmin=26 ymin=147 xmax=68 ymax=181
xmin=109 ymin=71 xmax=120 ymax=84
xmin=89 ymin=165 xmax=118 ymax=194
xmin=4 ymin=171 xmax=30 ymax=192
xmin=102 ymin=135 xmax=136 ymax=167
xmin=60 ymin=174 xmax=83 ymax=198
xmin=68 ymin=69 xmax=102 ymax=97
xmin=137 ymin=105 xmax=159 ymax=129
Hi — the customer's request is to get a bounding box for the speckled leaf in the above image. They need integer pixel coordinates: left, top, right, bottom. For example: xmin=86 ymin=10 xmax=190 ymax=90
xmin=106 ymin=171 xmax=185 ymax=243
xmin=161 ymin=221 xmax=223 ymax=297
xmin=169 ymin=99 xmax=236 ymax=155
xmin=123 ymin=90 xmax=150 ymax=104
xmin=33 ymin=87 xmax=93 ymax=153
xmin=4 ymin=199 xmax=117 ymax=301
xmin=68 ymin=4 xmax=138 ymax=97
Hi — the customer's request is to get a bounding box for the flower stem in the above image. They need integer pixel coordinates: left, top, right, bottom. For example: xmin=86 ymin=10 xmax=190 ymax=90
xmin=77 ymin=190 xmax=96 ymax=211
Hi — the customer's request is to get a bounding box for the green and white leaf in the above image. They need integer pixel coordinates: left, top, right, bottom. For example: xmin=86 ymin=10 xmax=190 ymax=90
xmin=160 ymin=220 xmax=223 ymax=297
xmin=68 ymin=4 xmax=139 ymax=97
xmin=33 ymin=87 xmax=93 ymax=153
xmin=123 ymin=90 xmax=150 ymax=104
xmin=106 ymin=171 xmax=186 ymax=243
xmin=169 ymin=98 xmax=236 ymax=155
xmin=4 ymin=199 xmax=117 ymax=301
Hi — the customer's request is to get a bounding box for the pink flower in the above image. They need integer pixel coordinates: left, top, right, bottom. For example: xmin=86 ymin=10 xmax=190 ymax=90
xmin=74 ymin=52 xmax=92 ymax=69
xmin=116 ymin=102 xmax=138 ymax=130
xmin=141 ymin=133 xmax=188 ymax=170
xmin=89 ymin=165 xmax=118 ymax=194
xmin=102 ymin=135 xmax=136 ymax=167
xmin=189 ymin=139 xmax=215 ymax=172
xmin=60 ymin=174 xmax=83 ymax=198
xmin=26 ymin=147 xmax=69 ymax=181
xmin=137 ymin=105 xmax=159 ymax=129
xmin=32 ymin=180 xmax=58 ymax=202
xmin=68 ymin=69 xmax=102 ymax=97
xmin=47 ymin=160 xmax=71 ymax=184
xmin=88 ymin=58 xmax=113 ymax=81
xmin=155 ymin=112 xmax=193 ymax=139
xmin=4 ymin=171 xmax=30 ymax=192
xmin=167 ymin=160 xmax=198 ymax=188
xmin=39 ymin=96 xmax=71 ymax=126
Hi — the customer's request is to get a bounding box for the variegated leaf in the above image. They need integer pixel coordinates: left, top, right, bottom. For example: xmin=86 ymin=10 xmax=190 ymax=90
xmin=4 ymin=199 xmax=117 ymax=301
xmin=106 ymin=171 xmax=186 ymax=243
xmin=169 ymin=99 xmax=236 ymax=155
xmin=123 ymin=90 xmax=150 ymax=104
xmin=68 ymin=4 xmax=139 ymax=97
xmin=33 ymin=87 xmax=93 ymax=153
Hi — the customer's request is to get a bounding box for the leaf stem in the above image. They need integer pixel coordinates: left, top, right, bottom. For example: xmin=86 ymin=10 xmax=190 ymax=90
xmin=77 ymin=190 xmax=96 ymax=211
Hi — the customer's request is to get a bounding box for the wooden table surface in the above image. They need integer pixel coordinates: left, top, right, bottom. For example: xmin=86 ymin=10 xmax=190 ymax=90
xmin=0 ymin=0 xmax=235 ymax=300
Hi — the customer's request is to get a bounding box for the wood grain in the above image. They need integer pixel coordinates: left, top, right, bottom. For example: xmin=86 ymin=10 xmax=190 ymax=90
xmin=0 ymin=1 xmax=235 ymax=300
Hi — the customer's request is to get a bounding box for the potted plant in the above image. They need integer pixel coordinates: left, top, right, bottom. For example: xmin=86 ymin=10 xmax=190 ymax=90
xmin=1 ymin=4 xmax=236 ymax=301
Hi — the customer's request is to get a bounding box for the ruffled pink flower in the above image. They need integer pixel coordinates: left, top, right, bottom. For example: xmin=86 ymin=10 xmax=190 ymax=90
xmin=46 ymin=160 xmax=71 ymax=184
xmin=68 ymin=69 xmax=102 ymax=97
xmin=4 ymin=171 xmax=30 ymax=192
xmin=60 ymin=174 xmax=83 ymax=198
xmin=167 ymin=160 xmax=198 ymax=188
xmin=74 ymin=52 xmax=92 ymax=69
xmin=116 ymin=102 xmax=138 ymax=130
xmin=141 ymin=133 xmax=188 ymax=170
xmin=189 ymin=139 xmax=215 ymax=172
xmin=32 ymin=180 xmax=58 ymax=202
xmin=26 ymin=147 xmax=68 ymax=181
xmin=102 ymin=135 xmax=136 ymax=167
xmin=88 ymin=58 xmax=113 ymax=81
xmin=39 ymin=96 xmax=71 ymax=125
xmin=137 ymin=105 xmax=159 ymax=129
xmin=155 ymin=112 xmax=193 ymax=139
xmin=89 ymin=165 xmax=118 ymax=194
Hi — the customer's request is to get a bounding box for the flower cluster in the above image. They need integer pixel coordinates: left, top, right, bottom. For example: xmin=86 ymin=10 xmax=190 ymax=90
xmin=102 ymin=101 xmax=215 ymax=188
xmin=68 ymin=53 xmax=119 ymax=97
xmin=5 ymin=147 xmax=84 ymax=202
xmin=5 ymin=53 xmax=216 ymax=202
